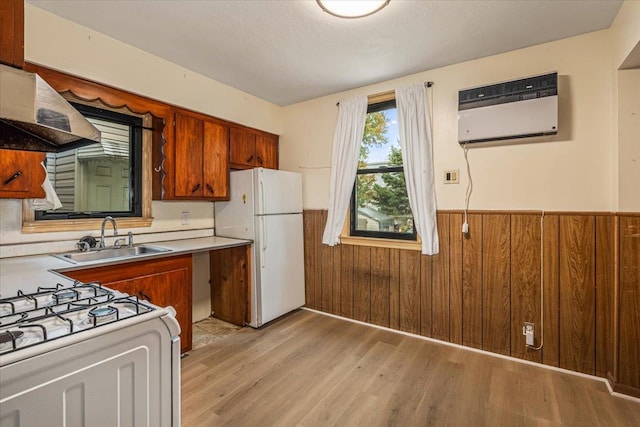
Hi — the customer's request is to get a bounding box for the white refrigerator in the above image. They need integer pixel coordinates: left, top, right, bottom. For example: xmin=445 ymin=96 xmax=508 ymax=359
xmin=215 ymin=168 xmax=305 ymax=327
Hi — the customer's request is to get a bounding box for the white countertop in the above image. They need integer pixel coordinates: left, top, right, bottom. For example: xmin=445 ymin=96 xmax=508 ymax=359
xmin=0 ymin=236 xmax=252 ymax=297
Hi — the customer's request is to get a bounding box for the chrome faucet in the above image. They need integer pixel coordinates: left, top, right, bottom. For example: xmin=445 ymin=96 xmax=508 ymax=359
xmin=100 ymin=216 xmax=118 ymax=248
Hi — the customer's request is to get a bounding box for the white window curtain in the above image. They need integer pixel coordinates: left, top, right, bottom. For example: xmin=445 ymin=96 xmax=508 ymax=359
xmin=396 ymin=84 xmax=439 ymax=255
xmin=322 ymin=96 xmax=368 ymax=246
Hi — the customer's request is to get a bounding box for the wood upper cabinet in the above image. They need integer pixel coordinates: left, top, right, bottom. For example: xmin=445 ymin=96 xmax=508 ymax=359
xmin=229 ymin=128 xmax=256 ymax=168
xmin=0 ymin=0 xmax=24 ymax=68
xmin=256 ymin=134 xmax=279 ymax=169
xmin=0 ymin=149 xmax=46 ymax=198
xmin=203 ymin=120 xmax=230 ymax=198
xmin=230 ymin=127 xmax=279 ymax=170
xmin=172 ymin=111 xmax=229 ymax=200
xmin=64 ymin=254 xmax=193 ymax=353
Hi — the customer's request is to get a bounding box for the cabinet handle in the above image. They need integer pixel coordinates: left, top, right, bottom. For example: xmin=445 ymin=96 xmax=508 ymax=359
xmin=246 ymin=155 xmax=254 ymax=163
xmin=154 ymin=166 xmax=162 ymax=173
xmin=206 ymin=184 xmax=214 ymax=193
xmin=257 ymin=156 xmax=263 ymax=165
xmin=191 ymin=183 xmax=201 ymax=193
xmin=139 ymin=290 xmax=152 ymax=303
xmin=3 ymin=170 xmax=22 ymax=186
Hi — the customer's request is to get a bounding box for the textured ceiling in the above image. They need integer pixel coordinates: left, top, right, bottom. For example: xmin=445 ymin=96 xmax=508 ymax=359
xmin=28 ymin=0 xmax=623 ymax=106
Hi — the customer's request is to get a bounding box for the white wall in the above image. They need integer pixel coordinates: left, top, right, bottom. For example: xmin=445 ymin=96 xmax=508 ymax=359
xmin=609 ymin=1 xmax=640 ymax=211
xmin=617 ymin=69 xmax=640 ymax=212
xmin=280 ymin=30 xmax=615 ymax=212
xmin=24 ymin=5 xmax=284 ymax=134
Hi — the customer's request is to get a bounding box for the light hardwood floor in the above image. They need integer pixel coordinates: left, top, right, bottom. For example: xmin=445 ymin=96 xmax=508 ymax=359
xmin=181 ymin=309 xmax=640 ymax=426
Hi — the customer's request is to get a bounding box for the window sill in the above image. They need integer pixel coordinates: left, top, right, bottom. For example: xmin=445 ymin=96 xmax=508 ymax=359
xmin=22 ymin=217 xmax=153 ymax=234
xmin=339 ymin=234 xmax=421 ymax=251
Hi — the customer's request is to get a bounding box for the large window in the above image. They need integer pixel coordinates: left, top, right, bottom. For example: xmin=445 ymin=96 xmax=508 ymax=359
xmin=35 ymin=103 xmax=143 ymax=220
xmin=350 ymin=99 xmax=416 ymax=241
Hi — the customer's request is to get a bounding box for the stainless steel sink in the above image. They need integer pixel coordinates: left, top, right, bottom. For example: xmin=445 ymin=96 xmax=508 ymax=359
xmin=52 ymin=245 xmax=172 ymax=264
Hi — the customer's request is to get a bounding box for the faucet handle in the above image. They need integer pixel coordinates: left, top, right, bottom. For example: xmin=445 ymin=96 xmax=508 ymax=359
xmin=76 ymin=241 xmax=90 ymax=252
xmin=77 ymin=236 xmax=96 ymax=252
xmin=127 ymin=231 xmax=134 ymax=248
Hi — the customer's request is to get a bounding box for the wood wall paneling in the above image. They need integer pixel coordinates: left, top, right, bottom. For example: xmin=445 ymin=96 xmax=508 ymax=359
xmin=303 ymin=211 xmax=316 ymax=309
xmin=332 ymin=244 xmax=342 ymax=317
xmin=595 ymin=216 xmax=615 ymax=378
xmin=430 ymin=213 xmax=450 ymax=342
xmin=420 ymin=249 xmax=433 ymax=337
xmin=353 ymin=246 xmax=372 ymax=323
xmin=321 ymin=212 xmax=334 ymax=313
xmin=618 ymin=216 xmax=640 ymax=390
xmin=313 ymin=212 xmax=323 ymax=309
xmin=559 ymin=216 xmax=596 ymax=375
xmin=449 ymin=214 xmax=464 ymax=345
xmin=399 ymin=250 xmax=421 ymax=334
xmin=389 ymin=248 xmax=400 ymax=330
xmin=370 ymin=247 xmax=390 ymax=327
xmin=510 ymin=215 xmax=542 ymax=363
xmin=462 ymin=214 xmax=483 ymax=349
xmin=542 ymin=215 xmax=561 ymax=367
xmin=340 ymin=245 xmax=354 ymax=318
xmin=302 ymin=210 xmax=637 ymax=394
xmin=483 ymin=214 xmax=511 ymax=356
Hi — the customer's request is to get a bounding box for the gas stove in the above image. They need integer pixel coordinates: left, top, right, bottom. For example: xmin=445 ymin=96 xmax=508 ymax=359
xmin=0 ymin=281 xmax=156 ymax=355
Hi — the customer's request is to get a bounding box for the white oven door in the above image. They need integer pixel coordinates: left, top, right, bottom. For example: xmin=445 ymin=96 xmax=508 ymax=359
xmin=0 ymin=314 xmax=179 ymax=427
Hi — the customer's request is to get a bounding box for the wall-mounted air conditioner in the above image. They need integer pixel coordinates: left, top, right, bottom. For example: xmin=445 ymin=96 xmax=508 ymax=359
xmin=458 ymin=72 xmax=558 ymax=144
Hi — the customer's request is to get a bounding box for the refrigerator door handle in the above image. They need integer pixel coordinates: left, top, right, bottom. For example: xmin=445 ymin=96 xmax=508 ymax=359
xmin=260 ymin=175 xmax=266 ymax=215
xmin=261 ymin=216 xmax=267 ymax=268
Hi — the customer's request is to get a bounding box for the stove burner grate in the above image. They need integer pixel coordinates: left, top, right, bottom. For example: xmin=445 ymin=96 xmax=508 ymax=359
xmin=0 ymin=330 xmax=25 ymax=351
xmin=88 ymin=305 xmax=119 ymax=326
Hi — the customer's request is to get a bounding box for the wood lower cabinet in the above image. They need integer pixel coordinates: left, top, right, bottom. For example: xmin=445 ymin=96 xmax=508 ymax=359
xmin=230 ymin=127 xmax=279 ymax=170
xmin=172 ymin=111 xmax=229 ymax=200
xmin=0 ymin=149 xmax=46 ymax=198
xmin=64 ymin=254 xmax=193 ymax=353
xmin=210 ymin=245 xmax=250 ymax=326
xmin=0 ymin=0 xmax=24 ymax=68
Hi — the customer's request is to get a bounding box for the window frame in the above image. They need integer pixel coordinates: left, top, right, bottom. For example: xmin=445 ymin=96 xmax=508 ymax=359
xmin=345 ymin=97 xmax=419 ymax=246
xmin=34 ymin=102 xmax=144 ymax=221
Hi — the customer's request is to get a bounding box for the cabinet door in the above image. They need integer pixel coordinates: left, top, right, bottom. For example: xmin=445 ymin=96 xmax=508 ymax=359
xmin=174 ymin=112 xmax=204 ymax=197
xmin=63 ymin=254 xmax=193 ymax=353
xmin=229 ymin=128 xmax=256 ymax=168
xmin=210 ymin=245 xmax=248 ymax=326
xmin=0 ymin=149 xmax=46 ymax=198
xmin=0 ymin=0 xmax=24 ymax=68
xmin=203 ymin=121 xmax=230 ymax=200
xmin=255 ymin=134 xmax=279 ymax=169
xmin=135 ymin=268 xmax=193 ymax=354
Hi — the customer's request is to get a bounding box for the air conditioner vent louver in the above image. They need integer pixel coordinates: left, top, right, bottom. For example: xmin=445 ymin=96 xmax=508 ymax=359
xmin=458 ymin=72 xmax=558 ymax=144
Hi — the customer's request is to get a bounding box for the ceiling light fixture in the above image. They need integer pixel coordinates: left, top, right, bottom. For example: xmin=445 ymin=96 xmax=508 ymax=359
xmin=316 ymin=0 xmax=390 ymax=19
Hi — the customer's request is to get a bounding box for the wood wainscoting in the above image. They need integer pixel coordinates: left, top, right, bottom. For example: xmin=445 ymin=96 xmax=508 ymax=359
xmin=303 ymin=210 xmax=640 ymax=396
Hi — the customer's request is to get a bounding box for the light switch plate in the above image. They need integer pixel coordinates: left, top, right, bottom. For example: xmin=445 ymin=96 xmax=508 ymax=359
xmin=444 ymin=169 xmax=459 ymax=184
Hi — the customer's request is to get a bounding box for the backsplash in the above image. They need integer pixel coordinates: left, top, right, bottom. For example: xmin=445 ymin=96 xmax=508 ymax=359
xmin=0 ymin=199 xmax=215 ymax=258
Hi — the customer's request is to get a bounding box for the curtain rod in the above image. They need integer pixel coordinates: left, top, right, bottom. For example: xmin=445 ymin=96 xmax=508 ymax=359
xmin=336 ymin=81 xmax=433 ymax=107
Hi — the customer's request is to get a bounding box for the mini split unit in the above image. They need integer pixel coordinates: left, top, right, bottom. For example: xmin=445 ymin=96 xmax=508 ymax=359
xmin=458 ymin=72 xmax=558 ymax=144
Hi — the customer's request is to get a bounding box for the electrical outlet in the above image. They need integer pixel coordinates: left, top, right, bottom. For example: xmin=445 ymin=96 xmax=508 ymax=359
xmin=523 ymin=322 xmax=535 ymax=346
xmin=181 ymin=211 xmax=189 ymax=225
xmin=444 ymin=169 xmax=459 ymax=184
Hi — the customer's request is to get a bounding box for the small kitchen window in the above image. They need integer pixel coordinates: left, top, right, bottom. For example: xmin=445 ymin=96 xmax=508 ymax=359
xmin=35 ymin=103 xmax=143 ymax=220
xmin=347 ymin=99 xmax=417 ymax=243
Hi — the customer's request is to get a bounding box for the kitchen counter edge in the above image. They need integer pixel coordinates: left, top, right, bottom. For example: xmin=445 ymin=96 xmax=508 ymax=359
xmin=0 ymin=236 xmax=252 ymax=296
